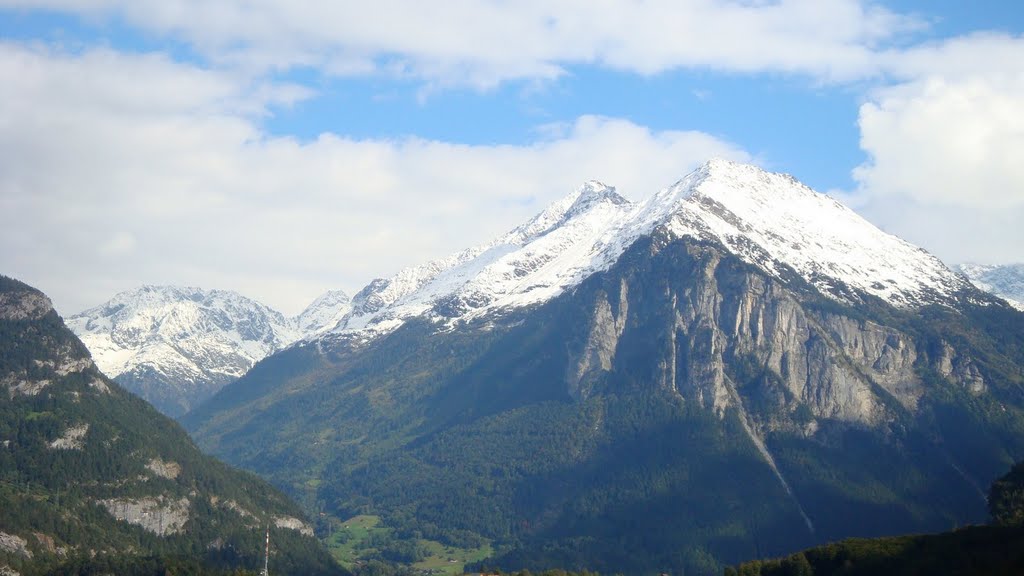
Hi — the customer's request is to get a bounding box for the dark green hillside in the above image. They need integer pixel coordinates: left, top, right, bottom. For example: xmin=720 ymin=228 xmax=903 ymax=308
xmin=185 ymin=237 xmax=1024 ymax=576
xmin=727 ymin=526 xmax=1024 ymax=576
xmin=730 ymin=460 xmax=1024 ymax=575
xmin=0 ymin=275 xmax=344 ymax=575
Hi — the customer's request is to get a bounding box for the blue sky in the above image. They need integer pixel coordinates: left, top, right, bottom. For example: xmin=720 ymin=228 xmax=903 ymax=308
xmin=1 ymin=1 xmax=1023 ymax=314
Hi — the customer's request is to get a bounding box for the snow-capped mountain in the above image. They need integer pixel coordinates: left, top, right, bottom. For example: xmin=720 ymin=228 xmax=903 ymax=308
xmin=71 ymin=160 xmax=977 ymax=418
xmin=338 ymin=180 xmax=634 ymax=336
xmin=327 ymin=159 xmax=969 ymax=340
xmin=957 ymin=263 xmax=1024 ymax=310
xmin=184 ymin=160 xmax=1024 ymax=575
xmin=295 ymin=289 xmax=353 ymax=336
xmin=67 ymin=285 xmax=350 ymax=416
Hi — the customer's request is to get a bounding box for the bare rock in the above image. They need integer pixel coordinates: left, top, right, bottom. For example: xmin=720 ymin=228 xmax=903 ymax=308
xmin=273 ymin=515 xmax=314 ymax=537
xmin=937 ymin=342 xmax=986 ymax=394
xmin=49 ymin=424 xmax=88 ymax=450
xmin=145 ymin=458 xmax=181 ymax=480
xmin=98 ymin=497 xmax=190 ymax=536
xmin=0 ymin=291 xmax=53 ymax=321
xmin=0 ymin=533 xmax=30 ymax=558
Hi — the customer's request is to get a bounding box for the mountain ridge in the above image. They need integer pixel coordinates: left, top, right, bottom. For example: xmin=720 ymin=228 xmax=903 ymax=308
xmin=318 ymin=159 xmax=969 ymax=344
xmin=957 ymin=263 xmax=1024 ymax=310
xmin=70 ymin=160 xmax=996 ymax=420
xmin=183 ymin=160 xmax=1024 ymax=575
xmin=67 ymin=284 xmax=351 ymax=416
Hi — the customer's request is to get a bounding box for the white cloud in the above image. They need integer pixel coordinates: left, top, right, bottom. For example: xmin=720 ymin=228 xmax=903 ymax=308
xmin=0 ymin=0 xmax=920 ymax=86
xmin=5 ymin=3 xmax=1020 ymax=312
xmin=0 ymin=44 xmax=748 ymax=316
xmin=850 ymin=33 xmax=1024 ymax=265
xmin=99 ymin=232 xmax=137 ymax=256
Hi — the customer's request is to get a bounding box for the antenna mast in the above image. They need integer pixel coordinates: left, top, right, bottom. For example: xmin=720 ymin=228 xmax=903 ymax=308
xmin=260 ymin=524 xmax=270 ymax=576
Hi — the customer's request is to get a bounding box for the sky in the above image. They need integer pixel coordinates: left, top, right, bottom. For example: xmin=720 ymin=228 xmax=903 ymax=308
xmin=1 ymin=1 xmax=1022 ymax=316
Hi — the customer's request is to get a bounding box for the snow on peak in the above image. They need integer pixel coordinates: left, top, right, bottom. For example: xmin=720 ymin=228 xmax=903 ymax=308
xmin=68 ymin=284 xmax=357 ymax=413
xmin=325 ymin=159 xmax=969 ymax=341
xmin=67 ymin=286 xmax=300 ymax=382
xmin=331 ymin=180 xmax=637 ymax=337
xmin=296 ymin=289 xmax=352 ymax=335
xmin=660 ymin=159 xmax=968 ymax=306
xmin=956 ymin=263 xmax=1024 ymax=310
xmin=564 ymin=181 xmax=629 ymax=220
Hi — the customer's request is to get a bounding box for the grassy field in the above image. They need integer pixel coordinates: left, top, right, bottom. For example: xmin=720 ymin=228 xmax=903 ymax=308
xmin=325 ymin=514 xmax=388 ymax=568
xmin=325 ymin=514 xmax=492 ymax=574
xmin=411 ymin=539 xmax=493 ymax=575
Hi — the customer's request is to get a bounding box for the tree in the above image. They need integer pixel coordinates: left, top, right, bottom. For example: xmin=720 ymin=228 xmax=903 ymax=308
xmin=989 ymin=460 xmax=1024 ymax=527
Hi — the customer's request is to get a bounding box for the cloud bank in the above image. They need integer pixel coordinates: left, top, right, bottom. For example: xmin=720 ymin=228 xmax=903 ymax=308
xmin=851 ymin=33 xmax=1024 ymax=265
xmin=1 ymin=0 xmax=918 ymax=85
xmin=0 ymin=44 xmax=747 ymax=315
xmin=2 ymin=2 xmax=1023 ymax=315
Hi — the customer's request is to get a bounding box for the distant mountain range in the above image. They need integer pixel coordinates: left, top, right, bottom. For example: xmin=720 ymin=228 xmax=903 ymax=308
xmin=177 ymin=160 xmax=1024 ymax=575
xmin=69 ymin=174 xmax=1021 ymax=424
xmin=68 ymin=160 xmax=1023 ymax=421
xmin=67 ymin=286 xmax=351 ymax=416
xmin=957 ymin=263 xmax=1024 ymax=310
xmin=0 ymin=275 xmax=344 ymax=575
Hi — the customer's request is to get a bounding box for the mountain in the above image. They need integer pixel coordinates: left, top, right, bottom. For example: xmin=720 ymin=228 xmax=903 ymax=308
xmin=957 ymin=263 xmax=1024 ymax=311
xmin=183 ymin=160 xmax=1024 ymax=575
xmin=296 ymin=289 xmax=353 ymax=337
xmin=0 ymin=275 xmax=344 ymax=575
xmin=322 ymin=160 xmax=966 ymax=342
xmin=67 ymin=286 xmax=350 ymax=417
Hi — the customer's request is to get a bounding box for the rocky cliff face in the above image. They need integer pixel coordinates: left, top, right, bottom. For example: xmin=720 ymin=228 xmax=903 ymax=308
xmin=570 ymin=236 xmax=990 ymax=438
xmin=0 ymin=290 xmax=53 ymax=322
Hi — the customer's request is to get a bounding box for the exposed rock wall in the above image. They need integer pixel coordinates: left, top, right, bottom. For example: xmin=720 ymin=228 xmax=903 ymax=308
xmin=98 ymin=497 xmax=190 ymax=536
xmin=568 ymin=278 xmax=629 ymax=401
xmin=274 ymin=516 xmax=315 ymax=537
xmin=936 ymin=342 xmax=986 ymax=394
xmin=0 ymin=533 xmax=30 ymax=558
xmin=0 ymin=292 xmax=52 ymax=321
xmin=146 ymin=458 xmax=181 ymax=480
xmin=48 ymin=424 xmax=88 ymax=450
xmin=568 ymin=241 xmax=985 ymax=429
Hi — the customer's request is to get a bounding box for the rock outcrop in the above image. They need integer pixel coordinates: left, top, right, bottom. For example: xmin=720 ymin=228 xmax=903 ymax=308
xmin=569 ymin=240 xmax=986 ymax=431
xmin=98 ymin=497 xmax=190 ymax=536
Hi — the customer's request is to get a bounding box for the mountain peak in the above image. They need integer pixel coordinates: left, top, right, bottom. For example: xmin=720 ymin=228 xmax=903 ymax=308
xmin=564 ymin=181 xmax=630 ymax=220
xmin=315 ymin=160 xmax=972 ymax=342
xmin=580 ymin=179 xmax=612 ymax=192
xmin=682 ymin=157 xmax=773 ymax=185
xmin=660 ymin=161 xmax=967 ymax=306
xmin=327 ymin=180 xmax=638 ymax=336
xmin=353 ymin=160 xmax=970 ymax=339
xmin=694 ymin=155 xmax=747 ymax=175
xmin=67 ymin=286 xmax=301 ymax=416
xmin=297 ymin=289 xmax=353 ymax=335
xmin=679 ymin=158 xmax=808 ymax=201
